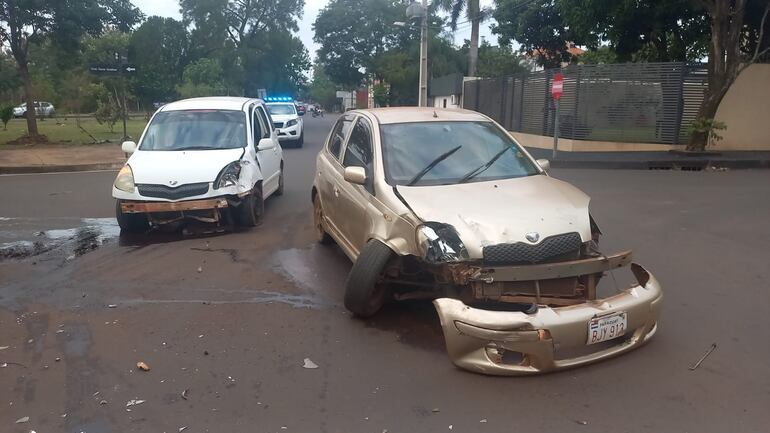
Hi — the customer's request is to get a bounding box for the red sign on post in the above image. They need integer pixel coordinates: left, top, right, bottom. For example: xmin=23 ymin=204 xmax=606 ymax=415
xmin=551 ymin=72 xmax=564 ymax=100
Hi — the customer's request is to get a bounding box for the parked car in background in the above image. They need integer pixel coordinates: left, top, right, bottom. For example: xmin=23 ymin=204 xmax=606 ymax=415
xmin=14 ymin=101 xmax=55 ymax=118
xmin=312 ymin=107 xmax=662 ymax=376
xmin=266 ymin=101 xmax=304 ymax=148
xmin=113 ymin=97 xmax=284 ymax=232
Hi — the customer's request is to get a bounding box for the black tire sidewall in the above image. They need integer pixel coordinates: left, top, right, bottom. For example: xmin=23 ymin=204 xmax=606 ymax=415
xmin=344 ymin=240 xmax=394 ymax=317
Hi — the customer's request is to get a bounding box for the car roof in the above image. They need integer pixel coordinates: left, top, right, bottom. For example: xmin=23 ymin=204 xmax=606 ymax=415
xmin=356 ymin=107 xmax=490 ymax=125
xmin=159 ymin=97 xmax=258 ymax=112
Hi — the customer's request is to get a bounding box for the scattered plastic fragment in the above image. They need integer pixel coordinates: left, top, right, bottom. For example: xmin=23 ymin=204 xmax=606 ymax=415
xmin=136 ymin=361 xmax=150 ymax=371
xmin=108 ymin=304 xmax=117 ymax=308
xmin=302 ymin=358 xmax=318 ymax=369
xmin=689 ymin=343 xmax=717 ymax=371
xmin=179 ymin=427 xmax=188 ymax=432
xmin=99 ymin=400 xmax=108 ymax=405
xmin=181 ymin=389 xmax=189 ymax=400
xmin=15 ymin=416 xmax=29 ymax=423
xmin=126 ymin=399 xmax=146 ymax=407
xmin=480 ymin=419 xmax=488 ymax=423
xmin=432 ymin=408 xmax=440 ymax=413
xmin=0 ymin=346 xmax=8 ymax=350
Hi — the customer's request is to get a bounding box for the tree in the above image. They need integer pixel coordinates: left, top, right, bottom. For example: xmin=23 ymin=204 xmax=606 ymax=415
xmin=241 ymin=29 xmax=310 ymax=96
xmin=687 ymin=0 xmax=770 ymax=150
xmin=474 ymin=41 xmax=527 ymax=77
xmin=435 ymin=0 xmax=488 ymax=76
xmin=493 ymin=0 xmax=579 ymax=68
xmin=0 ymin=0 xmax=141 ymax=139
xmin=177 ymin=58 xmax=227 ymax=98
xmin=129 ymin=16 xmax=189 ymax=107
xmin=313 ymin=0 xmax=404 ymax=88
xmin=309 ymin=63 xmax=338 ymax=109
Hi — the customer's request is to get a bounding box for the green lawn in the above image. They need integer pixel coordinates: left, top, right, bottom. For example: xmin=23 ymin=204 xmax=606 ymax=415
xmin=0 ymin=116 xmax=148 ymax=145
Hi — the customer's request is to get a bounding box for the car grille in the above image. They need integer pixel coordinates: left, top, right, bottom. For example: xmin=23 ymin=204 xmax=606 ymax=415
xmin=137 ymin=182 xmax=210 ymax=200
xmin=273 ymin=121 xmax=284 ymax=129
xmin=482 ymin=232 xmax=582 ymax=266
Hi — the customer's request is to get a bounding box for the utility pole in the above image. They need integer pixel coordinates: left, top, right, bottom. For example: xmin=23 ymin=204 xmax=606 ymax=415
xmin=418 ymin=0 xmax=428 ymax=107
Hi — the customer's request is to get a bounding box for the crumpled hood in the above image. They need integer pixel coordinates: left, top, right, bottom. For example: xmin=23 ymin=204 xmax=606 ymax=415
xmin=128 ymin=148 xmax=244 ymax=185
xmin=396 ymin=174 xmax=591 ymax=258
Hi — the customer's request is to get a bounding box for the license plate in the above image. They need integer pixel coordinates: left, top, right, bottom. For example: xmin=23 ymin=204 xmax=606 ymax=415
xmin=587 ymin=312 xmax=627 ymax=345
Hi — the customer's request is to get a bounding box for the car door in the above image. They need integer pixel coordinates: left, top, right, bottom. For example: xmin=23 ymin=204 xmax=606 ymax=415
xmin=317 ymin=114 xmax=355 ymax=242
xmin=336 ymin=116 xmax=376 ymax=254
xmin=254 ymin=104 xmax=281 ymax=196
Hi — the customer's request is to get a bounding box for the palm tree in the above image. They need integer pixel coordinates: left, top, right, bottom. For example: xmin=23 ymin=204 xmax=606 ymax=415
xmin=436 ymin=0 xmax=485 ymax=77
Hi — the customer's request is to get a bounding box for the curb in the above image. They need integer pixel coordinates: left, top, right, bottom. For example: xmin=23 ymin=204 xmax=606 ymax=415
xmin=0 ymin=162 xmax=124 ymax=175
xmin=547 ymin=159 xmax=770 ymax=170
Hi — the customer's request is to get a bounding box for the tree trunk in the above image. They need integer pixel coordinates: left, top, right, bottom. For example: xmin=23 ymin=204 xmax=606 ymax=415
xmin=687 ymin=87 xmax=728 ymax=151
xmin=17 ymin=60 xmax=39 ymax=137
xmin=468 ymin=0 xmax=480 ymax=77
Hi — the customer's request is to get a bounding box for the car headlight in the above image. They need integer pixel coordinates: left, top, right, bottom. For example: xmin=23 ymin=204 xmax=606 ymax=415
xmin=214 ymin=161 xmax=242 ymax=189
xmin=286 ymin=119 xmax=298 ymax=127
xmin=416 ymin=223 xmax=469 ymax=263
xmin=114 ymin=165 xmax=135 ymax=193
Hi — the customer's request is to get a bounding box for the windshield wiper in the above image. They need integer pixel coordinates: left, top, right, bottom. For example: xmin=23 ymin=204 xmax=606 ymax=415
xmin=458 ymin=146 xmax=513 ymax=183
xmin=173 ymin=146 xmax=224 ymax=151
xmin=407 ymin=145 xmax=462 ymax=186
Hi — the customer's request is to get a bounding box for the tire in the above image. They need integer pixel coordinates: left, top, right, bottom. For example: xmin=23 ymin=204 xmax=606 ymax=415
xmin=344 ymin=239 xmax=394 ymax=318
xmin=313 ymin=194 xmax=334 ymax=245
xmin=236 ymin=185 xmax=264 ymax=227
xmin=296 ymin=132 xmax=304 ymax=147
xmin=115 ymin=200 xmax=149 ymax=233
xmin=274 ymin=164 xmax=284 ymax=196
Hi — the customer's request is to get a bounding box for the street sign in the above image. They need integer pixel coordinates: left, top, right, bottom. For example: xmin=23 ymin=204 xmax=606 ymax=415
xmin=551 ymin=72 xmax=564 ymax=100
xmin=88 ymin=64 xmax=137 ymax=75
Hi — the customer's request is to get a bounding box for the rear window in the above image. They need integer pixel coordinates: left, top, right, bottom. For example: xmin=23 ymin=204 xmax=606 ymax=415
xmin=140 ymin=110 xmax=247 ymax=151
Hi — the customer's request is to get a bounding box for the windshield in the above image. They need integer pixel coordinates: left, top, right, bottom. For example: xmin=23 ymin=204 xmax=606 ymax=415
xmin=380 ymin=121 xmax=539 ymax=186
xmin=266 ymin=104 xmax=296 ymax=116
xmin=139 ymin=110 xmax=247 ymax=151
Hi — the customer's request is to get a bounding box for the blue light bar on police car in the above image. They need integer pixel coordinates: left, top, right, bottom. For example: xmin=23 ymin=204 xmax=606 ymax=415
xmin=265 ymin=96 xmax=294 ymax=102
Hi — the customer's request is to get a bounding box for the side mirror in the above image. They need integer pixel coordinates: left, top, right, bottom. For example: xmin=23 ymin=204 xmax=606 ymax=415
xmin=343 ymin=166 xmax=367 ymax=185
xmin=536 ymin=158 xmax=550 ymax=171
xmin=122 ymin=141 xmax=137 ymax=154
xmin=257 ymin=137 xmax=276 ymax=151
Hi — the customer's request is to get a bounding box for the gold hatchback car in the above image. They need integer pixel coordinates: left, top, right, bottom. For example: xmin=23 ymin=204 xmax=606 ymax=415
xmin=312 ymin=107 xmax=662 ymax=375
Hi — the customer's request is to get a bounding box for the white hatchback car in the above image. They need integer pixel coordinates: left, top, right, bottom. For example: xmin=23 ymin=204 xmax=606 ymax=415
xmin=112 ymin=97 xmax=284 ymax=232
xmin=266 ymin=102 xmax=304 ymax=147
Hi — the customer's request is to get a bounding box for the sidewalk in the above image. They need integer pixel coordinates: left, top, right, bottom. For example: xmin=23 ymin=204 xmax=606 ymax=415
xmin=526 ymin=147 xmax=770 ymax=170
xmin=0 ymin=144 xmax=126 ymax=174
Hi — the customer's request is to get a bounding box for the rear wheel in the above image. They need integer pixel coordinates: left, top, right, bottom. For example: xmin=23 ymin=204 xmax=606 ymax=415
xmin=115 ymin=200 xmax=149 ymax=233
xmin=344 ymin=240 xmax=394 ymax=318
xmin=236 ymin=185 xmax=264 ymax=227
xmin=313 ymin=194 xmax=333 ymax=245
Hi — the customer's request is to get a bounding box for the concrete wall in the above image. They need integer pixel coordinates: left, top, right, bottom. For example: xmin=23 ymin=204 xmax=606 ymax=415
xmin=713 ymin=63 xmax=770 ymax=151
xmin=511 ymin=132 xmax=677 ymax=152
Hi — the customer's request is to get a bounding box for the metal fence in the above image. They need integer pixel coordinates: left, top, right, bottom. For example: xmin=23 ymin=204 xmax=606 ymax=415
xmin=463 ymin=62 xmax=708 ymax=145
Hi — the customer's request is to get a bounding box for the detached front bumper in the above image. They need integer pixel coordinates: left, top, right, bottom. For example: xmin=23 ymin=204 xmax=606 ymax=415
xmin=120 ymin=197 xmax=228 ymax=213
xmin=433 ymin=263 xmax=662 ymax=375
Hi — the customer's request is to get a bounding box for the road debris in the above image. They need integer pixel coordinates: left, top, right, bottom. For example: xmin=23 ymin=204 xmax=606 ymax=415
xmin=449 ymin=425 xmax=453 ymax=430
xmin=55 ymin=357 xmax=61 ymax=362
xmin=480 ymin=419 xmax=488 ymax=423
xmin=302 ymin=358 xmax=319 ymax=369
xmin=575 ymin=420 xmax=588 ymax=425
xmin=15 ymin=416 xmax=30 ymax=423
xmin=108 ymin=304 xmax=117 ymax=308
xmin=136 ymin=361 xmax=150 ymax=371
xmin=689 ymin=343 xmax=717 ymax=370
xmin=432 ymin=408 xmax=440 ymax=413
xmin=0 ymin=346 xmax=8 ymax=350
xmin=197 ymin=266 xmax=203 ymax=273
xmin=99 ymin=400 xmax=108 ymax=405
xmin=126 ymin=399 xmax=146 ymax=407
xmin=179 ymin=427 xmax=188 ymax=432
xmin=181 ymin=388 xmax=190 ymax=400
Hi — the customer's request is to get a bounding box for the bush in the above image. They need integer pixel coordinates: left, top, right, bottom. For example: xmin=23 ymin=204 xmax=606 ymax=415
xmin=0 ymin=104 xmax=14 ymax=130
xmin=95 ymin=95 xmax=122 ymax=132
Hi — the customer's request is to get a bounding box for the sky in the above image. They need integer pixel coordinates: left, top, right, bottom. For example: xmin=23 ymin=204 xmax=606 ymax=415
xmin=129 ymin=0 xmax=498 ymax=60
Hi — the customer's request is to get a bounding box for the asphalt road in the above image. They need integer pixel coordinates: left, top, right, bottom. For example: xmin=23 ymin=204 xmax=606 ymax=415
xmin=1 ymin=115 xmax=769 ymax=433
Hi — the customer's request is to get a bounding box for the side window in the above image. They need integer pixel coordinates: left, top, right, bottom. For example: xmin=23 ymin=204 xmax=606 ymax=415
xmin=252 ymin=109 xmax=262 ymax=143
xmin=342 ymin=118 xmax=375 ymax=193
xmin=327 ymin=115 xmax=354 ymax=160
xmin=257 ymin=107 xmax=271 ymax=138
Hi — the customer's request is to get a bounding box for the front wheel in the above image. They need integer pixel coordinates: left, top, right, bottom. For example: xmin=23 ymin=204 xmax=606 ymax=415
xmin=344 ymin=240 xmax=394 ymax=318
xmin=296 ymin=132 xmax=304 ymax=147
xmin=274 ymin=164 xmax=284 ymax=196
xmin=115 ymin=200 xmax=149 ymax=233
xmin=236 ymin=186 xmax=264 ymax=227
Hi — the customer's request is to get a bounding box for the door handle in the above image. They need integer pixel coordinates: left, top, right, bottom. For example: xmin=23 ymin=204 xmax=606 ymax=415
xmin=334 ymin=187 xmax=340 ymax=197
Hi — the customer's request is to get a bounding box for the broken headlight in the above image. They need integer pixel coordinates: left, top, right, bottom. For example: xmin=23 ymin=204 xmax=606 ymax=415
xmin=214 ymin=161 xmax=242 ymax=190
xmin=114 ymin=165 xmax=135 ymax=193
xmin=416 ymin=223 xmax=469 ymax=263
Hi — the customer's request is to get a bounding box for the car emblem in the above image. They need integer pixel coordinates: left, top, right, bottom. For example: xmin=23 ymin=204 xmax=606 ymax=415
xmin=169 ymin=180 xmax=178 ymax=186
xmin=525 ymin=232 xmax=540 ymax=243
